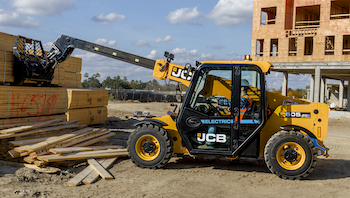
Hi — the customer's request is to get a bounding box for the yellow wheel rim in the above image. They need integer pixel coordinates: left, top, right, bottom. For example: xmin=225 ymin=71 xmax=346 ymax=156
xmin=135 ymin=134 xmax=160 ymax=161
xmin=276 ymin=142 xmax=306 ymax=171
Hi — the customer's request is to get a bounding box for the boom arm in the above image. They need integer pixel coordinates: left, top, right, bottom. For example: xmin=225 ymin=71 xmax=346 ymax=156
xmin=47 ymin=35 xmax=192 ymax=87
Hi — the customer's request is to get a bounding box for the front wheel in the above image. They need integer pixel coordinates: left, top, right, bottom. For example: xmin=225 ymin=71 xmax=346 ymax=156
xmin=127 ymin=124 xmax=173 ymax=169
xmin=264 ymin=130 xmax=317 ymax=180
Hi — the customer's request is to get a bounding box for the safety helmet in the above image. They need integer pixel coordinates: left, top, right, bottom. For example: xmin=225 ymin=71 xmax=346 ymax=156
xmin=241 ymin=79 xmax=250 ymax=87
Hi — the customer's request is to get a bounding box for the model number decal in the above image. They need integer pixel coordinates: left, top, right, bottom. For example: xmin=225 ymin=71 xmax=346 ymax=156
xmin=171 ymin=67 xmax=192 ymax=81
xmin=285 ymin=112 xmax=311 ymax=118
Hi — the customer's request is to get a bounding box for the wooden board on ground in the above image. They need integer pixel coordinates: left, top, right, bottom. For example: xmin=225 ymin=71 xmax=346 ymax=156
xmin=66 ymin=158 xmax=106 ymax=187
xmin=83 ymin=158 xmax=117 ymax=184
xmin=38 ymin=149 xmax=127 ymax=162
xmin=24 ymin=164 xmax=60 ymax=173
xmin=67 ymin=89 xmax=108 ymax=109
xmin=88 ymin=159 xmax=114 ymax=180
xmin=0 ymin=118 xmax=63 ymax=134
xmin=66 ymin=106 xmax=107 ymax=125
xmin=49 ymin=145 xmax=124 ymax=154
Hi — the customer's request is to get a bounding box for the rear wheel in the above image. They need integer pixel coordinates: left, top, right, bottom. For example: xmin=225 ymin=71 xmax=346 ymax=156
xmin=127 ymin=124 xmax=173 ymax=169
xmin=264 ymin=130 xmax=317 ymax=180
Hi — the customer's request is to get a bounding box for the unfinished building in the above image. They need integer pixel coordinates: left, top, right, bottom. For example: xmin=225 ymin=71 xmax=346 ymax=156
xmin=252 ymin=0 xmax=350 ymax=110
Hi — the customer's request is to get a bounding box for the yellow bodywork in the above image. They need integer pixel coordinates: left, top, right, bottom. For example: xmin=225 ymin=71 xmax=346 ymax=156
xmin=150 ymin=60 xmax=329 ymax=158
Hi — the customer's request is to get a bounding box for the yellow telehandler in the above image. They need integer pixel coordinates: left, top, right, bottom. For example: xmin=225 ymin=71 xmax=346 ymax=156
xmin=13 ymin=35 xmax=329 ymax=179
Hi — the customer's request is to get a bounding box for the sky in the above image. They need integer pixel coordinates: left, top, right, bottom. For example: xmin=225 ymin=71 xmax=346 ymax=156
xmin=0 ymin=0 xmax=316 ymax=90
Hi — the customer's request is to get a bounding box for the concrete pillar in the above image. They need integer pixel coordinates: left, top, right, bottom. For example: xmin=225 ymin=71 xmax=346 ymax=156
xmin=347 ymin=79 xmax=350 ymax=111
xmin=282 ymin=71 xmax=288 ymax=96
xmin=339 ymin=80 xmax=344 ymax=108
xmin=310 ymin=75 xmax=315 ymax=103
xmin=314 ymin=67 xmax=321 ymax=103
xmin=320 ymin=77 xmax=326 ymax=103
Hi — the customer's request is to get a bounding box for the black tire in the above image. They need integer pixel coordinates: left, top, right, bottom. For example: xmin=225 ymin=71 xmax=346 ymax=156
xmin=127 ymin=124 xmax=173 ymax=169
xmin=264 ymin=130 xmax=317 ymax=180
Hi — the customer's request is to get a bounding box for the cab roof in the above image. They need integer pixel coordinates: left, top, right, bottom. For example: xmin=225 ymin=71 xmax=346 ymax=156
xmin=200 ymin=61 xmax=274 ymax=73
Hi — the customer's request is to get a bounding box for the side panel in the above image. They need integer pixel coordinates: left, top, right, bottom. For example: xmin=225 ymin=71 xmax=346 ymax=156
xmin=259 ymin=103 xmax=329 ymax=157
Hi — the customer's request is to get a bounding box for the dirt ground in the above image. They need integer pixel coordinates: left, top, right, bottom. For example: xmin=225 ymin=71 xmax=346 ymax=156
xmin=1 ymin=101 xmax=350 ymax=198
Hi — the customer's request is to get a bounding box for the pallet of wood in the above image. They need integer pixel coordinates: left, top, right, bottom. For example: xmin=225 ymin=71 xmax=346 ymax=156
xmin=67 ymin=89 xmax=108 ymax=109
xmin=0 ymin=85 xmax=67 ymax=119
xmin=66 ymin=107 xmax=107 ymax=125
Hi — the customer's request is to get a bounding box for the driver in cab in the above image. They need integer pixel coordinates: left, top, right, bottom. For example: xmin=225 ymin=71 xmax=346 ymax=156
xmin=240 ymin=79 xmax=253 ymax=120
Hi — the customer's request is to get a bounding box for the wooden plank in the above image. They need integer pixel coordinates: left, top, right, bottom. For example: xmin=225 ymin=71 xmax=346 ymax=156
xmin=10 ymin=137 xmax=56 ymax=146
xmin=0 ymin=123 xmax=80 ymax=139
xmin=0 ymin=118 xmax=64 ymax=134
xmin=24 ymin=164 xmax=59 ymax=173
xmin=87 ymin=159 xmax=114 ymax=180
xmin=49 ymin=145 xmax=124 ymax=154
xmin=23 ymin=157 xmax=35 ymax=164
xmin=0 ymin=114 xmax=66 ymax=126
xmin=83 ymin=158 xmax=118 ymax=184
xmin=66 ymin=158 xmax=106 ymax=187
xmin=31 ymin=129 xmax=108 ymax=157
xmin=24 ymin=127 xmax=94 ymax=152
xmin=33 ymin=160 xmax=49 ymax=167
xmin=73 ymin=132 xmax=115 ymax=147
xmin=38 ymin=150 xmax=128 ymax=162
xmin=8 ymin=149 xmax=20 ymax=158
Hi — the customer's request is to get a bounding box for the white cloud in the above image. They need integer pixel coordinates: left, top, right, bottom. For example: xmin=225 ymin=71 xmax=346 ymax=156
xmin=43 ymin=42 xmax=53 ymax=51
xmin=91 ymin=13 xmax=126 ymax=25
xmin=228 ymin=51 xmax=235 ymax=55
xmin=207 ymin=0 xmax=254 ymax=26
xmin=170 ymin=47 xmax=220 ymax=65
xmin=133 ymin=40 xmax=150 ymax=47
xmin=154 ymin=35 xmax=174 ymax=43
xmin=146 ymin=50 xmax=160 ymax=59
xmin=166 ymin=6 xmax=201 ymax=25
xmin=10 ymin=0 xmax=76 ymax=16
xmin=0 ymin=9 xmax=41 ymax=28
xmin=94 ymin=38 xmax=117 ymax=46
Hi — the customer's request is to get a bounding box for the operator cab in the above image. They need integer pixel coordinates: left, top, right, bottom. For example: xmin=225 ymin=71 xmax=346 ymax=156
xmin=177 ymin=62 xmax=269 ymax=157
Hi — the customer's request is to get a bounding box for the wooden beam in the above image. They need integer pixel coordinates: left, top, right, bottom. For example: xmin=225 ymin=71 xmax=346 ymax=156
xmin=49 ymin=145 xmax=125 ymax=154
xmin=24 ymin=164 xmax=59 ymax=173
xmin=0 ymin=118 xmax=64 ymax=134
xmin=83 ymin=158 xmax=117 ymax=184
xmin=8 ymin=149 xmax=20 ymax=158
xmin=73 ymin=132 xmax=115 ymax=147
xmin=88 ymin=159 xmax=114 ymax=180
xmin=0 ymin=123 xmax=80 ymax=139
xmin=66 ymin=158 xmax=106 ymax=187
xmin=38 ymin=150 xmax=128 ymax=162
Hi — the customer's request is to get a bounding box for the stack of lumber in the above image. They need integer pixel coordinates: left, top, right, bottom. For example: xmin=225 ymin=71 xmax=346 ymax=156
xmin=0 ymin=85 xmax=67 ymax=119
xmin=2 ymin=119 xmax=126 ymax=164
xmin=0 ymin=31 xmax=82 ymax=88
xmin=66 ymin=89 xmax=108 ymax=125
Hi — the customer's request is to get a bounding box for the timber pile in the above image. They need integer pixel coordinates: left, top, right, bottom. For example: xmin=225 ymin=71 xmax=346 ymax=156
xmin=1 ymin=119 xmax=128 ymax=186
xmin=0 ymin=31 xmax=82 ymax=88
xmin=66 ymin=89 xmax=108 ymax=125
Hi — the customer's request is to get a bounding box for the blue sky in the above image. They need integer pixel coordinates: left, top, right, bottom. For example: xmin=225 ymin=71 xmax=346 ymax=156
xmin=0 ymin=0 xmax=315 ymax=90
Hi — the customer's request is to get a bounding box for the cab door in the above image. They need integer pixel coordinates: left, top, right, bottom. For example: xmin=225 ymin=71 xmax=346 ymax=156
xmin=177 ymin=65 xmax=234 ymax=155
xmin=177 ymin=64 xmax=266 ymax=157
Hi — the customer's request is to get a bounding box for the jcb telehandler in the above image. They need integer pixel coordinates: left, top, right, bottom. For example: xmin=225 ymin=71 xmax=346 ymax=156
xmin=13 ymin=35 xmax=329 ymax=179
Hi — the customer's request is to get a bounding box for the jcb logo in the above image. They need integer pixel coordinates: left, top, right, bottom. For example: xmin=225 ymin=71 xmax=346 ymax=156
xmin=197 ymin=133 xmax=226 ymax=143
xmin=171 ymin=67 xmax=192 ymax=81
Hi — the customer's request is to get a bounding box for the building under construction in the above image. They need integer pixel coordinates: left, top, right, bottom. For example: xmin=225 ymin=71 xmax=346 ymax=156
xmin=252 ymin=0 xmax=350 ymax=110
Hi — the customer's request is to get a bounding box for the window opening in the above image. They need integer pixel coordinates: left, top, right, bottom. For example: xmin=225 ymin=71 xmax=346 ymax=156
xmin=343 ymin=35 xmax=350 ymax=55
xmin=270 ymin=39 xmax=278 ymax=57
xmin=289 ymin=38 xmax=297 ymax=56
xmin=261 ymin=7 xmax=277 ymax=25
xmin=325 ymin=36 xmax=335 ymax=55
xmin=296 ymin=5 xmax=320 ymax=29
xmin=304 ymin=37 xmax=314 ymax=55
xmin=256 ymin=39 xmax=264 ymax=57
xmin=331 ymin=0 xmax=350 ymax=20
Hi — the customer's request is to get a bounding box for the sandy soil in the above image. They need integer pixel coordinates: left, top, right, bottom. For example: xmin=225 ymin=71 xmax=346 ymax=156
xmin=1 ymin=101 xmax=350 ymax=198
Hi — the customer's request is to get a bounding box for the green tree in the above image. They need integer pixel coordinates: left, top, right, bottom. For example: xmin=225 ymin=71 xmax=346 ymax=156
xmin=82 ymin=73 xmax=102 ymax=88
